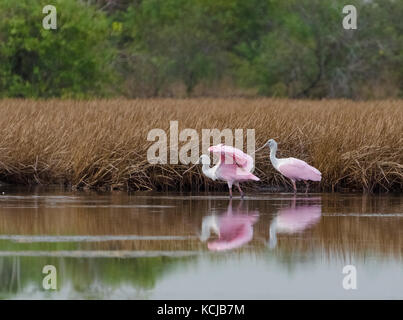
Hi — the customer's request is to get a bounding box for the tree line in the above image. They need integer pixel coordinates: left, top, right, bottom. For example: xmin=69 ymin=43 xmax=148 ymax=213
xmin=0 ymin=0 xmax=402 ymax=99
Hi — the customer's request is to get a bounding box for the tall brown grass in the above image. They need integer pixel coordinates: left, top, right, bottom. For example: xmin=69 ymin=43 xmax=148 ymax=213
xmin=0 ymin=99 xmax=401 ymax=192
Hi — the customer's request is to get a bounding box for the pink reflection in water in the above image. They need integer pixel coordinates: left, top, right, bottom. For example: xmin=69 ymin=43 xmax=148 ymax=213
xmin=201 ymin=201 xmax=259 ymax=251
xmin=269 ymin=197 xmax=322 ymax=248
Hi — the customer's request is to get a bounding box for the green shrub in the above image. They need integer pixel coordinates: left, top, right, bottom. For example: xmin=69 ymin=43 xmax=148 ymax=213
xmin=0 ymin=0 xmax=116 ymax=98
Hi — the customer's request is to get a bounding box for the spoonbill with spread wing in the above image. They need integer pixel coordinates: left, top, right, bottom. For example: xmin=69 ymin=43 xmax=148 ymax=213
xmin=184 ymin=144 xmax=259 ymax=198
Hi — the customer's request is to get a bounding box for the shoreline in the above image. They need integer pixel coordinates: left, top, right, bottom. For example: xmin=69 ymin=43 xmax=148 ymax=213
xmin=0 ymin=181 xmax=400 ymax=194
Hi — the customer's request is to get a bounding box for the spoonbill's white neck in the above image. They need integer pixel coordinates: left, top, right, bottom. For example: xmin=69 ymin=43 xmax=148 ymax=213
xmin=199 ymin=155 xmax=217 ymax=180
xmin=269 ymin=144 xmax=279 ymax=169
xmin=202 ymin=163 xmax=217 ymax=180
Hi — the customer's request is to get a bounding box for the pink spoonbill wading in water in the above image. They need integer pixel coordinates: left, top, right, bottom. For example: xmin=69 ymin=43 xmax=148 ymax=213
xmin=265 ymin=139 xmax=321 ymax=193
xmin=184 ymin=144 xmax=259 ymax=198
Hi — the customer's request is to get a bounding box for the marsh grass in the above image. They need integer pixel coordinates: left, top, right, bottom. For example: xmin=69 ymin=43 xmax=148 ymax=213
xmin=0 ymin=99 xmax=401 ymax=192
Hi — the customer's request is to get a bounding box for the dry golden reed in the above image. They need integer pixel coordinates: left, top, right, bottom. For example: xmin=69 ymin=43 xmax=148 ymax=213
xmin=0 ymin=98 xmax=401 ymax=192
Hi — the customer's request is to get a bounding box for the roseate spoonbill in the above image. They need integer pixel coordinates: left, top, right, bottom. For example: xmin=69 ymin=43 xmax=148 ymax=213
xmin=184 ymin=144 xmax=260 ymax=198
xmin=200 ymin=201 xmax=259 ymax=251
xmin=269 ymin=197 xmax=322 ymax=249
xmin=265 ymin=139 xmax=321 ymax=193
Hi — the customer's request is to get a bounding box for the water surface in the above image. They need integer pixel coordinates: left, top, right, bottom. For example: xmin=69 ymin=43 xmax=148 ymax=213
xmin=0 ymin=187 xmax=402 ymax=299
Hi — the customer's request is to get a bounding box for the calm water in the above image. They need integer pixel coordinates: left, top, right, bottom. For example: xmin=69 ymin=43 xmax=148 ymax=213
xmin=0 ymin=186 xmax=402 ymax=299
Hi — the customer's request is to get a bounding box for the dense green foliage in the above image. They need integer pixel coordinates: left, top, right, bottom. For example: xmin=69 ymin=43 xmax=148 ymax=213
xmin=0 ymin=0 xmax=115 ymax=98
xmin=0 ymin=0 xmax=402 ymax=98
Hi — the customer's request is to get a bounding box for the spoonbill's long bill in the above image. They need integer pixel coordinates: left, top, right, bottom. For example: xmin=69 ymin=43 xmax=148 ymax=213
xmin=265 ymin=139 xmax=321 ymax=193
xmin=184 ymin=144 xmax=259 ymax=198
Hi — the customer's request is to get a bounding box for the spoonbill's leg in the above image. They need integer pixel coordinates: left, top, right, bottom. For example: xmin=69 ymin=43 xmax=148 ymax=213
xmin=227 ymin=182 xmax=233 ymax=198
xmin=236 ymin=182 xmax=245 ymax=198
xmin=304 ymin=180 xmax=309 ymax=193
xmin=291 ymin=180 xmax=297 ymax=193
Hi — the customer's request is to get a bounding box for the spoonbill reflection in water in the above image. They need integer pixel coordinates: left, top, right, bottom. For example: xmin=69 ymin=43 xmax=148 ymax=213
xmin=200 ymin=200 xmax=259 ymax=251
xmin=264 ymin=139 xmax=321 ymax=193
xmin=184 ymin=144 xmax=259 ymax=198
xmin=269 ymin=197 xmax=322 ymax=249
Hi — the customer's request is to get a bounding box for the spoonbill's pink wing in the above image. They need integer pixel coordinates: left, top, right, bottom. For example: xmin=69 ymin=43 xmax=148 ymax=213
xmin=278 ymin=158 xmax=321 ymax=181
xmin=217 ymin=164 xmax=260 ymax=182
xmin=208 ymin=144 xmax=254 ymax=172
